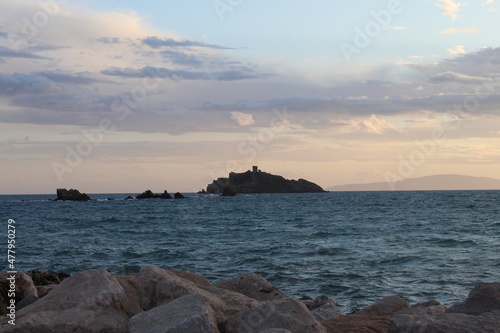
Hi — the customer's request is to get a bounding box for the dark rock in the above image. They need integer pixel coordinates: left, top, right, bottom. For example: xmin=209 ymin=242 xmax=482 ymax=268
xmin=57 ymin=272 xmax=71 ymax=281
xmin=107 ymin=198 xmax=114 ymax=201
xmin=304 ymin=295 xmax=344 ymax=321
xmin=56 ymin=188 xmax=91 ymax=201
xmin=124 ymin=195 xmax=135 ymax=200
xmin=221 ymin=186 xmax=236 ymax=196
xmin=136 ymin=190 xmax=158 ymax=199
xmin=198 ymin=189 xmax=207 ymax=194
xmin=206 ymin=167 xmax=326 ymax=194
xmin=27 ymin=269 xmax=69 ymax=286
xmin=0 ymin=272 xmax=38 ymax=315
xmin=447 ymin=282 xmax=500 ymax=315
xmin=159 ymin=190 xmax=172 ymax=199
xmin=174 ymin=192 xmax=186 ymax=199
xmin=216 ymin=273 xmax=285 ymax=301
xmin=36 ymin=284 xmax=57 ymax=298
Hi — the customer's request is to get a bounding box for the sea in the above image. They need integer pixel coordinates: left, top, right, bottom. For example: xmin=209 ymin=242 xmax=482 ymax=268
xmin=1 ymin=190 xmax=499 ymax=313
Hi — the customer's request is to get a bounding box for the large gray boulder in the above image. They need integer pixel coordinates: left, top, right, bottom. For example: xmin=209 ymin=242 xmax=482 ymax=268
xmin=224 ymin=297 xmax=327 ymax=333
xmin=136 ymin=266 xmax=260 ymax=325
xmin=0 ymin=270 xmax=136 ymax=333
xmin=389 ymin=282 xmax=500 ymax=333
xmin=447 ymin=282 xmax=500 ymax=315
xmin=129 ymin=293 xmax=219 ymax=333
xmin=216 ymin=273 xmax=285 ymax=301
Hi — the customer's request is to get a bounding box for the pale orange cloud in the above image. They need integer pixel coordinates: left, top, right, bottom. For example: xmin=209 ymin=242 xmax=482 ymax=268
xmin=440 ymin=27 xmax=479 ymax=34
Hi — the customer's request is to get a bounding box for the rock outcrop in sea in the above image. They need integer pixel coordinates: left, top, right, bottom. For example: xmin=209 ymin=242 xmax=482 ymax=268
xmin=1 ymin=267 xmax=498 ymax=332
xmin=55 ymin=188 xmax=91 ymax=201
xmin=207 ymin=166 xmax=326 ymax=194
xmin=136 ymin=190 xmax=173 ymax=199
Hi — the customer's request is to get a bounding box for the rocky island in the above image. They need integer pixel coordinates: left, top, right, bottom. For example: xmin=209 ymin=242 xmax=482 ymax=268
xmin=206 ymin=166 xmax=326 ymax=194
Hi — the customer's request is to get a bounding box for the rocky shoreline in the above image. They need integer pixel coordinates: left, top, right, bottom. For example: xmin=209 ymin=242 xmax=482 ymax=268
xmin=1 ymin=266 xmax=499 ymax=332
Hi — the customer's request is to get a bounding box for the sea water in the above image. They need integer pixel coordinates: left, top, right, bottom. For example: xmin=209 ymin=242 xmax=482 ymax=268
xmin=1 ymin=191 xmax=499 ymax=312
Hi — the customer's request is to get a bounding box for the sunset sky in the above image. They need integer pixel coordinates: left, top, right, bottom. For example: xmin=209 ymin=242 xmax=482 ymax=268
xmin=1 ymin=0 xmax=500 ymax=194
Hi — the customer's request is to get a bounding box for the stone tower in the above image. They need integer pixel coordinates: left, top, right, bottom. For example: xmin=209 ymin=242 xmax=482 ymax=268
xmin=252 ymin=166 xmax=258 ymax=174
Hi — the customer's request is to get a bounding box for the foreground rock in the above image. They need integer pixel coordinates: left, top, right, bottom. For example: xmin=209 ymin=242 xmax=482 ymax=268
xmin=27 ymin=269 xmax=70 ymax=286
xmin=389 ymin=283 xmax=500 ymax=333
xmin=1 ymin=267 xmax=498 ymax=333
xmin=56 ymin=188 xmax=91 ymax=201
xmin=1 ymin=270 xmax=134 ymax=332
xmin=129 ymin=293 xmax=219 ymax=333
xmin=304 ymin=295 xmax=344 ymax=321
xmin=206 ymin=166 xmax=326 ymax=194
xmin=216 ymin=273 xmax=286 ymax=301
xmin=224 ymin=298 xmax=327 ymax=333
xmin=322 ymin=296 xmax=410 ymax=333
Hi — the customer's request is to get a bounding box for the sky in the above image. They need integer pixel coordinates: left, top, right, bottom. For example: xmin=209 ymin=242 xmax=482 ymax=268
xmin=1 ymin=0 xmax=500 ymax=194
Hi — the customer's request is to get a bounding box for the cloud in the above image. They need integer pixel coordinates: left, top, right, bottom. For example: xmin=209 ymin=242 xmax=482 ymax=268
xmin=35 ymin=71 xmax=103 ymax=85
xmin=142 ymin=36 xmax=232 ymax=50
xmin=483 ymin=0 xmax=494 ymax=5
xmin=436 ymin=0 xmax=465 ymax=20
xmin=448 ymin=45 xmax=466 ymax=55
xmin=0 ymin=46 xmax=50 ymax=60
xmin=214 ymin=70 xmax=270 ymax=81
xmin=231 ymin=111 xmax=255 ymax=126
xmin=101 ymin=66 xmax=270 ymax=81
xmin=101 ymin=66 xmax=211 ymax=80
xmin=440 ymin=27 xmax=479 ymax=34
xmin=22 ymin=43 xmax=71 ymax=52
xmin=0 ymin=72 xmax=58 ymax=96
xmin=159 ymin=50 xmax=204 ymax=66
xmin=97 ymin=37 xmax=122 ymax=44
xmin=429 ymin=71 xmax=491 ymax=84
xmin=358 ymin=115 xmax=402 ymax=135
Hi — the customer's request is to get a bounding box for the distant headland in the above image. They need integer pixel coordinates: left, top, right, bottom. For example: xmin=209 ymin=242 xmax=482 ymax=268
xmin=328 ymin=174 xmax=500 ymax=192
xmin=205 ymin=166 xmax=326 ymax=194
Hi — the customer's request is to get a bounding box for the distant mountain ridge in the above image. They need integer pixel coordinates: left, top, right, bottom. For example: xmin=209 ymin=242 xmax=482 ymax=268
xmin=328 ymin=174 xmax=500 ymax=191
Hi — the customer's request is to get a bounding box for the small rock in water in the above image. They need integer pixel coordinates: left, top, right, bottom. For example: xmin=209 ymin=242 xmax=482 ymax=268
xmin=55 ymin=188 xmax=91 ymax=201
xmin=174 ymin=192 xmax=186 ymax=199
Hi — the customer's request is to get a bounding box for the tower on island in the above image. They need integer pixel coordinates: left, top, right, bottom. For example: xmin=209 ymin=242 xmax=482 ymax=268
xmin=252 ymin=166 xmax=258 ymax=174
